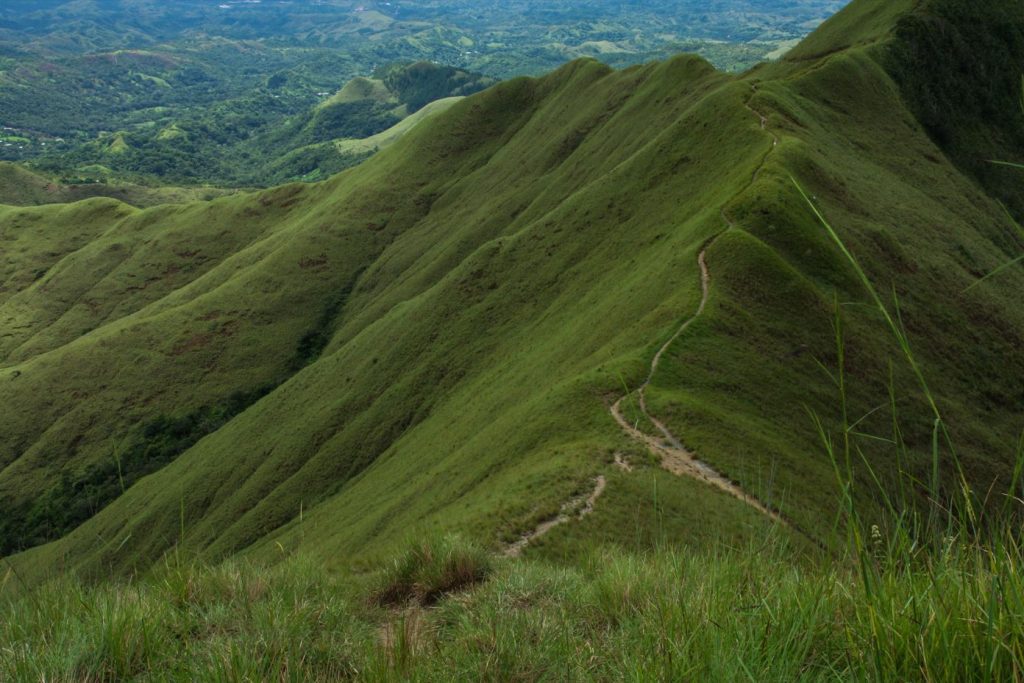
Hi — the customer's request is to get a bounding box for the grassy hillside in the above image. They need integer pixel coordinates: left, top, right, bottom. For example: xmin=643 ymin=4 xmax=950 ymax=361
xmin=332 ymin=97 xmax=464 ymax=158
xmin=1 ymin=0 xmax=1022 ymax=591
xmin=7 ymin=533 xmax=1024 ymax=680
xmin=243 ymin=63 xmax=495 ymax=185
xmin=0 ymin=162 xmax=234 ymax=207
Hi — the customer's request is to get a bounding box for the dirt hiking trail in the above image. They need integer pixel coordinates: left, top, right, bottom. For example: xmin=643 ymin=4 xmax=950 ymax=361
xmin=505 ymin=91 xmax=788 ymax=556
xmin=609 ymin=249 xmax=784 ymax=524
xmin=610 ymin=93 xmax=787 ymax=525
xmin=504 ymin=476 xmax=607 ymax=557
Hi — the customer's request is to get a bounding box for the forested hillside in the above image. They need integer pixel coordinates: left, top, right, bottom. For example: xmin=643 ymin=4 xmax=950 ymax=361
xmin=3 ymin=59 xmax=493 ymax=186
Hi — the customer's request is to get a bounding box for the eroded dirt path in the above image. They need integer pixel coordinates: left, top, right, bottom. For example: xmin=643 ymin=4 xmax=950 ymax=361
xmin=608 ymin=250 xmax=783 ymax=524
xmin=506 ymin=93 xmax=785 ymax=556
xmin=504 ymin=475 xmax=607 ymax=557
xmin=609 ymin=94 xmax=787 ymax=525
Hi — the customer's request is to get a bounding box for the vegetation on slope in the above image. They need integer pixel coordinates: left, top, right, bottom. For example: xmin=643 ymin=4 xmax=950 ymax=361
xmin=0 ymin=385 xmax=274 ymax=556
xmin=1 ymin=1 xmax=842 ymax=185
xmin=4 ymin=528 xmax=1024 ymax=681
xmin=0 ymin=162 xmax=234 ymax=208
xmin=884 ymin=0 xmax=1024 ymax=214
xmin=18 ymin=62 xmax=495 ymax=187
xmin=0 ymin=0 xmax=1021 ymax=594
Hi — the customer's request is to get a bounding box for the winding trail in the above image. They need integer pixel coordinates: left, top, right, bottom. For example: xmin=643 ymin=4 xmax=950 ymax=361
xmin=609 ymin=251 xmax=784 ymax=524
xmin=506 ymin=90 xmax=787 ymax=556
xmin=504 ymin=476 xmax=607 ymax=557
xmin=610 ymin=90 xmax=786 ymax=525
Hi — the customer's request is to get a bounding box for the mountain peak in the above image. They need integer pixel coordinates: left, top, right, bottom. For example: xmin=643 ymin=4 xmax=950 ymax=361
xmin=781 ymin=0 xmax=1024 ymax=211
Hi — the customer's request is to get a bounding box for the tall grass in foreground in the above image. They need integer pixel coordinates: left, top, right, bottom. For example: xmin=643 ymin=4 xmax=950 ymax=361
xmin=2 ymin=536 xmax=1024 ymax=681
xmin=793 ymin=178 xmax=1024 ymax=681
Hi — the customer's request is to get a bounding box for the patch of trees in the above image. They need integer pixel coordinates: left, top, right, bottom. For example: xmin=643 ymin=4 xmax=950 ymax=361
xmin=0 ymin=385 xmax=273 ymax=556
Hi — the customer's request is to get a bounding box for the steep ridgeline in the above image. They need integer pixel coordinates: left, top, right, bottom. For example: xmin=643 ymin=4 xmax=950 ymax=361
xmin=2 ymin=0 xmax=1023 ymax=580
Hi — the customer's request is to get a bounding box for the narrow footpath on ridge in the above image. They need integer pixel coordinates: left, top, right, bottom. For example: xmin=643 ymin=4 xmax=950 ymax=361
xmin=504 ymin=476 xmax=607 ymax=557
xmin=506 ymin=87 xmax=789 ymax=555
xmin=609 ymin=88 xmax=787 ymax=525
xmin=608 ymin=248 xmax=785 ymax=524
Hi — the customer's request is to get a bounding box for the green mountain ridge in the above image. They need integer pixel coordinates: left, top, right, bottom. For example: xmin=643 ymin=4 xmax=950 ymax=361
xmin=0 ymin=161 xmax=235 ymax=207
xmin=1 ymin=0 xmax=1022 ymax=583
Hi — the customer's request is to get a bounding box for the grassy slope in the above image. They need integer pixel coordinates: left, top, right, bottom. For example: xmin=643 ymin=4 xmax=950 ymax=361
xmin=2 ymin=0 xmax=1023 ymax=581
xmin=260 ymin=95 xmax=465 ymax=185
xmin=238 ymin=65 xmax=496 ymax=185
xmin=649 ymin=53 xmax=1024 ymax=532
xmin=333 ymin=96 xmax=464 ymax=157
xmin=0 ymin=162 xmax=235 ymax=208
xmin=5 ymin=536 xmax=1024 ymax=680
xmin=784 ymin=0 xmax=918 ymax=60
xmin=323 ymin=77 xmax=395 ymax=108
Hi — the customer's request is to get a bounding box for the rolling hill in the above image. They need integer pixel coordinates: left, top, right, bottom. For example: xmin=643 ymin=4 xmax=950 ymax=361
xmin=18 ymin=61 xmax=496 ymax=187
xmin=243 ymin=62 xmax=496 ymax=184
xmin=0 ymin=161 xmax=234 ymax=207
xmin=1 ymin=0 xmax=843 ymax=188
xmin=1 ymin=0 xmax=1022 ymax=589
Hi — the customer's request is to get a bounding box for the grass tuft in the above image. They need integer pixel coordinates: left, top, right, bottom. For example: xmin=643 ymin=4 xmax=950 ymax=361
xmin=368 ymin=535 xmax=493 ymax=607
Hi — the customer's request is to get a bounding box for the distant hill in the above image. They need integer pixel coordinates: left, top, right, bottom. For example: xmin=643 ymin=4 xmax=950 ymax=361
xmin=22 ymin=61 xmax=496 ymax=186
xmin=0 ymin=1 xmax=844 ymax=188
xmin=243 ymin=62 xmax=497 ymax=185
xmin=0 ymin=162 xmax=234 ymax=207
xmin=1 ymin=0 xmax=1022 ymax=584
